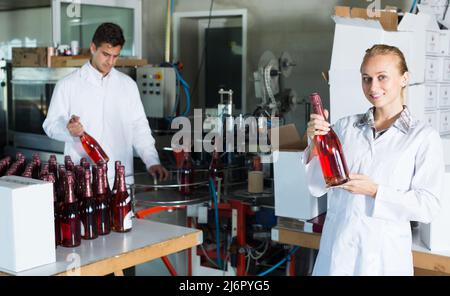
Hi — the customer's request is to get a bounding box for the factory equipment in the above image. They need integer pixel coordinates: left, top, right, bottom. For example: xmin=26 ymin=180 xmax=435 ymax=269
xmin=136 ymin=66 xmax=177 ymax=119
xmin=253 ymin=51 xmax=299 ymax=118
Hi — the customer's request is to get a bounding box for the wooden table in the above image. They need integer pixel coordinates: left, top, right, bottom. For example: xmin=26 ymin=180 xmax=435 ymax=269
xmin=271 ymin=226 xmax=450 ymax=275
xmin=0 ymin=219 xmax=202 ymax=276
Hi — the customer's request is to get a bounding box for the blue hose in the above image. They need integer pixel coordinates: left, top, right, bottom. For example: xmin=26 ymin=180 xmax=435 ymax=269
xmin=209 ymin=177 xmax=223 ymax=269
xmin=409 ymin=0 xmax=418 ymax=13
xmin=257 ymin=246 xmax=300 ymax=276
xmin=174 ymin=65 xmax=191 ymax=117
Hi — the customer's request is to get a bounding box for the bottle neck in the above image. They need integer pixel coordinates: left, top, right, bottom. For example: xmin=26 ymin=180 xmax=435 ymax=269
xmin=64 ymin=173 xmax=77 ymax=204
xmin=117 ymin=168 xmax=127 ymax=193
xmin=310 ymin=93 xmax=326 ymax=119
xmin=96 ymin=169 xmax=106 ymax=195
xmin=84 ymin=172 xmax=93 ymax=199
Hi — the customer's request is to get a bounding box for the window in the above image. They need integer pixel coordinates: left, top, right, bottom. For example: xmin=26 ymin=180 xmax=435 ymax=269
xmin=53 ymin=0 xmax=142 ymax=57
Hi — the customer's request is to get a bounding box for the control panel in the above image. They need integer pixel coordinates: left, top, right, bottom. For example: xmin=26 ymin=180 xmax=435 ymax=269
xmin=136 ymin=66 xmax=176 ymax=118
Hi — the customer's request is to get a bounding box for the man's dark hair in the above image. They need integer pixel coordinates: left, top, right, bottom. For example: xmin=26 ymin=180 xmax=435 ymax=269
xmin=92 ymin=23 xmax=125 ymax=48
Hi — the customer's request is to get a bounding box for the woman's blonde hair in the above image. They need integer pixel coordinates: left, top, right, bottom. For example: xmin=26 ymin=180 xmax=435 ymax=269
xmin=360 ymin=44 xmax=409 ymax=103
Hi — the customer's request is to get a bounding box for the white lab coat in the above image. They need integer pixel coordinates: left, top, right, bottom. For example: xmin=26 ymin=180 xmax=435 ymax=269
xmin=304 ymin=107 xmax=444 ymax=276
xmin=43 ymin=62 xmax=160 ymax=184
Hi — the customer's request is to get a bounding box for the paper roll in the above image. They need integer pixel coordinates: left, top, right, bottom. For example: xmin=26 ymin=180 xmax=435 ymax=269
xmin=248 ymin=171 xmax=264 ymax=193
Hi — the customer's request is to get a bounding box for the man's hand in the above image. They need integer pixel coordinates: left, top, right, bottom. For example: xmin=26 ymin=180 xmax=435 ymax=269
xmin=148 ymin=164 xmax=169 ymax=181
xmin=67 ymin=115 xmax=84 ymax=137
xmin=338 ymin=174 xmax=379 ymax=198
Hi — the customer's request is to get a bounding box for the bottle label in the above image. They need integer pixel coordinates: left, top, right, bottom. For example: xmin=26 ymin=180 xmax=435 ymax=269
xmin=124 ymin=211 xmax=133 ymax=230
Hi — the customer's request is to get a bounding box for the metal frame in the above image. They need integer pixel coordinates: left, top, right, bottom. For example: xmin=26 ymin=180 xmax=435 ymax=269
xmin=52 ymin=0 xmax=142 ymax=57
xmin=172 ymin=9 xmax=248 ymax=114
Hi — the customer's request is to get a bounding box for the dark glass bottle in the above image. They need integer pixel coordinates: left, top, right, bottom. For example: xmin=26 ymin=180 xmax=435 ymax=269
xmin=209 ymin=150 xmax=224 ymax=190
xmin=80 ymin=132 xmax=110 ymax=163
xmin=57 ymin=165 xmax=67 ymax=203
xmin=179 ymin=151 xmax=194 ymax=195
xmin=80 ymin=157 xmax=88 ymax=168
xmin=80 ymin=170 xmax=98 ymax=240
xmin=65 ymin=156 xmax=75 ymax=172
xmin=112 ymin=161 xmax=122 ymax=195
xmin=111 ymin=165 xmax=133 ymax=232
xmin=32 ymin=154 xmax=41 ymax=179
xmin=60 ymin=172 xmax=81 ymax=248
xmin=46 ymin=173 xmax=61 ymax=247
xmin=309 ymin=93 xmax=350 ymax=187
xmin=95 ymin=167 xmax=111 ymax=235
xmin=74 ymin=165 xmax=85 ymax=201
xmin=98 ymin=161 xmax=111 ymax=201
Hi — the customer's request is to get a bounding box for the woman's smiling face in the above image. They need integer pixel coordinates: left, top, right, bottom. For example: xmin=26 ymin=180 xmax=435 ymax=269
xmin=361 ymin=54 xmax=409 ymax=110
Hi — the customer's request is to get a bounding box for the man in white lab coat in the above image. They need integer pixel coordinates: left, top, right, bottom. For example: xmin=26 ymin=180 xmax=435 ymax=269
xmin=43 ymin=23 xmax=169 ymax=183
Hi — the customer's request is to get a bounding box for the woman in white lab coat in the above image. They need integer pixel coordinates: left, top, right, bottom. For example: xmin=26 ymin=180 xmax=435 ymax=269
xmin=305 ymin=44 xmax=445 ymax=276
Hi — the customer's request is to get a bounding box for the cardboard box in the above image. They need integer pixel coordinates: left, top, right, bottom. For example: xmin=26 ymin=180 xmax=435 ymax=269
xmin=272 ymin=124 xmax=327 ymax=220
xmin=12 ymin=47 xmax=49 ymax=67
xmin=438 ymin=30 xmax=450 ymax=55
xmin=51 ymin=56 xmax=148 ymax=68
xmin=423 ymin=111 xmax=440 ymax=131
xmin=334 ymin=6 xmax=398 ymax=31
xmin=329 ymin=68 xmax=371 ymax=124
xmin=425 ymin=84 xmax=439 ymax=110
xmin=420 ymin=166 xmax=450 ymax=252
xmin=440 ymin=110 xmax=450 ymax=135
xmin=0 ymin=176 xmax=56 ymax=273
xmin=439 ymin=84 xmax=450 ymax=108
xmin=425 ymin=56 xmax=442 ymax=82
xmin=442 ymin=58 xmax=450 ymax=82
xmin=426 ymin=30 xmax=440 ymax=54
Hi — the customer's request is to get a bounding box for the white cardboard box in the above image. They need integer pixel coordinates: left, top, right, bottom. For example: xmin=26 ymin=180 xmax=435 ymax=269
xmin=272 ymin=124 xmax=327 ymax=220
xmin=425 ymin=84 xmax=438 ymax=110
xmin=0 ymin=176 xmax=56 ymax=273
xmin=439 ymin=84 xmax=450 ymax=108
xmin=420 ymin=166 xmax=450 ymax=252
xmin=329 ymin=68 xmax=371 ymax=124
xmin=439 ymin=109 xmax=450 ymax=135
xmin=425 ymin=56 xmax=442 ymax=82
xmin=423 ymin=111 xmax=440 ymax=131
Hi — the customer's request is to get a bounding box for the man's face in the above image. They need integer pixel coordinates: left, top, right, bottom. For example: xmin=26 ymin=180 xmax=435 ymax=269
xmin=90 ymin=42 xmax=122 ymax=75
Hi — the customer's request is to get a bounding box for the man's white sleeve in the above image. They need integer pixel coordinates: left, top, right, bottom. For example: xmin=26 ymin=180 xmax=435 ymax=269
xmin=42 ymin=80 xmax=76 ymax=143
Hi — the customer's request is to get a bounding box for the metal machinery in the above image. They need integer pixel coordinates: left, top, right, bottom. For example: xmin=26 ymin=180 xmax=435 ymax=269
xmin=136 ymin=66 xmax=177 ymax=119
xmin=131 ymin=161 xmax=287 ymax=276
xmin=253 ymin=51 xmax=299 ymax=118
